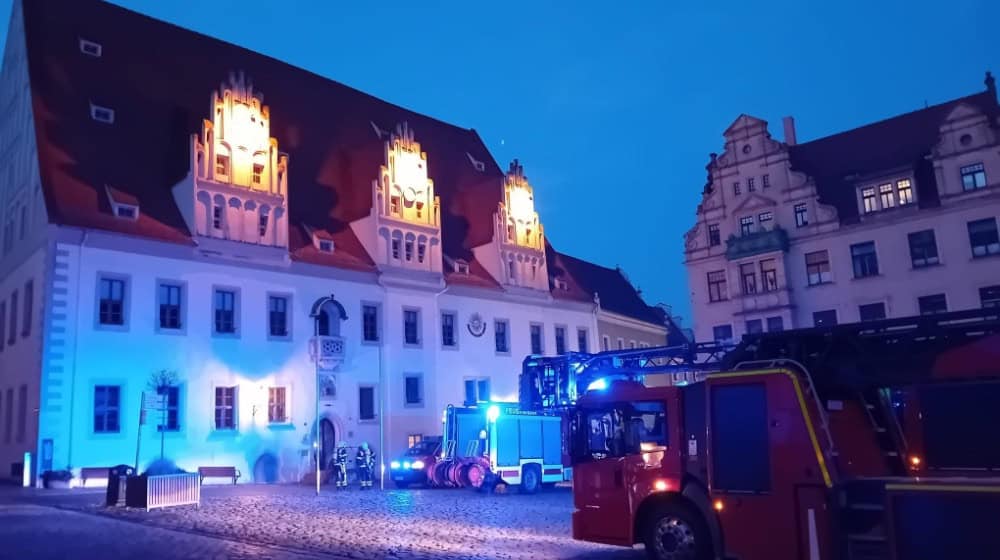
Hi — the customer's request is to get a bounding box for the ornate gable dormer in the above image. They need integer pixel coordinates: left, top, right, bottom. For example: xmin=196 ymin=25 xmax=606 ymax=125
xmin=178 ymin=72 xmax=289 ymax=251
xmin=369 ymin=122 xmax=442 ymax=273
xmin=486 ymin=160 xmax=549 ymax=291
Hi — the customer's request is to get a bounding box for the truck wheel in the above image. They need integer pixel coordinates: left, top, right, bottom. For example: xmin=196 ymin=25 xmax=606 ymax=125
xmin=643 ymin=502 xmax=710 ymax=560
xmin=520 ymin=465 xmax=541 ymax=494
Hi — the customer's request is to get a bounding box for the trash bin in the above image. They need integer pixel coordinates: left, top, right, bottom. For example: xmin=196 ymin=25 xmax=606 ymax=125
xmin=105 ymin=464 xmax=135 ymax=507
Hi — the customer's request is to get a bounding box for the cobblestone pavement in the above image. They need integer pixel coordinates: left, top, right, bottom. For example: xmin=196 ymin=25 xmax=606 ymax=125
xmin=0 ymin=502 xmax=333 ymax=559
xmin=12 ymin=484 xmax=644 ymax=560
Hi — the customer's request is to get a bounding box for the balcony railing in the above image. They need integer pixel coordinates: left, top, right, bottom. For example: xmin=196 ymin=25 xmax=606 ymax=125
xmin=310 ymin=335 xmax=346 ymax=370
xmin=726 ymin=227 xmax=790 ymax=260
xmin=738 ymin=288 xmax=793 ymax=315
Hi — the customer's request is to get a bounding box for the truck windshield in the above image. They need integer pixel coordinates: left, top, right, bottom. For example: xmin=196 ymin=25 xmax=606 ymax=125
xmin=572 ymin=401 xmax=667 ymax=462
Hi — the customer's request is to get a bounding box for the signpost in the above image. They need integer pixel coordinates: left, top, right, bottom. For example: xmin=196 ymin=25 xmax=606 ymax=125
xmin=136 ymin=392 xmax=166 ymax=471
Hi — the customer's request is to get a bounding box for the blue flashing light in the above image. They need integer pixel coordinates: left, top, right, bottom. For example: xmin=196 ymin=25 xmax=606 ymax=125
xmin=486 ymin=405 xmax=501 ymax=423
xmin=587 ymin=378 xmax=609 ymax=391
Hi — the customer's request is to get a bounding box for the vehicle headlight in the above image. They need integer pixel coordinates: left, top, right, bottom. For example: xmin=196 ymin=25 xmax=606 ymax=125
xmin=390 ymin=461 xmax=401 ymax=469
xmin=411 ymin=460 xmax=425 ymax=470
xmin=403 ymin=461 xmax=411 ymax=469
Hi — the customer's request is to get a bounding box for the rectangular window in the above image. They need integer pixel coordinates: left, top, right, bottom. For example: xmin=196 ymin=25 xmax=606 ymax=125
xmin=94 ymin=385 xmax=121 ymax=433
xmin=21 ymin=280 xmax=32 ymax=338
xmin=268 ymin=387 xmax=287 ymax=423
xmin=577 ymin=328 xmax=589 ymax=353
xmin=961 ymin=163 xmax=987 ymax=191
xmin=757 ymin=211 xmax=772 ymax=230
xmin=268 ymin=295 xmax=289 ymax=337
xmin=212 ymin=204 xmax=223 ymax=230
xmin=618 ymin=337 xmax=625 ymax=350
xmin=918 ymin=294 xmax=948 ymax=315
xmin=968 ymin=218 xmax=1000 ymax=257
xmin=362 ymin=304 xmax=379 ymax=342
xmin=404 ymin=239 xmax=414 ymax=261
xmin=529 ymin=324 xmax=543 ymax=355
xmin=90 ymin=104 xmax=114 ymax=123
xmin=747 ymin=177 xmax=756 ymax=192
xmin=879 ymin=183 xmax=895 ymax=209
xmin=158 ymin=283 xmax=182 ymax=330
xmin=745 ymin=319 xmax=763 ymax=334
xmin=602 ymin=335 xmax=610 ymax=352
xmin=908 ymin=230 xmax=939 ymax=268
xmin=417 ymin=242 xmax=426 ymax=263
xmin=813 ymin=310 xmax=837 ymax=327
xmin=16 ymin=384 xmax=26 ymax=443
xmin=215 ymin=155 xmax=229 ymax=177
xmin=464 ymin=378 xmax=492 ymax=404
xmin=318 ymin=239 xmax=333 ymax=253
xmin=390 ymin=195 xmax=401 ymax=215
xmin=404 ymin=309 xmax=420 ymax=345
xmin=359 ymin=386 xmax=376 ymax=421
xmin=630 ymin=340 xmax=637 ymax=349
xmin=859 ymin=302 xmax=886 ymax=322
xmin=252 ymin=163 xmax=264 ymax=185
xmin=494 ymin=319 xmax=509 ymax=353
xmin=733 ymin=181 xmax=741 ymax=195
xmin=408 ymin=434 xmax=423 ymax=449
xmin=862 ymin=187 xmax=878 ymax=213
xmin=759 ymin=259 xmax=778 ymax=292
xmin=707 ymin=270 xmax=728 ymax=302
xmin=897 ymin=179 xmax=914 ymax=205
xmin=805 ymin=250 xmax=832 ymax=285
xmin=214 ymin=386 xmax=236 ymax=429
xmin=404 ymin=375 xmax=423 ymax=406
xmin=851 ymin=241 xmax=879 ymax=278
xmin=213 ymin=289 xmax=237 ymax=334
xmin=980 ymin=285 xmax=1000 ymax=308
xmin=740 ymin=262 xmax=757 ymax=295
xmin=739 ymin=215 xmax=754 ymax=236
xmin=258 ymin=213 xmax=268 ymax=237
xmin=391 ymin=238 xmax=401 ymax=260
xmin=158 ymin=386 xmax=180 ymax=432
xmin=708 ymin=224 xmax=721 ymax=247
xmin=441 ymin=312 xmax=456 ymax=347
xmin=478 ymin=378 xmax=491 ymax=402
xmin=555 ymin=326 xmax=567 ymax=354
xmin=794 ymin=203 xmax=809 ymax=227
xmin=766 ymin=316 xmax=784 ymax=332
xmin=711 ymin=383 xmax=770 ymax=492
xmin=98 ymin=278 xmax=124 ymax=325
xmin=713 ymin=324 xmax=733 ymax=342
xmin=762 ymin=174 xmax=770 ymax=188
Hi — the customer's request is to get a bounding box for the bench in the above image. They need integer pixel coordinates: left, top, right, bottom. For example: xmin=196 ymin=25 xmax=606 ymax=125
xmin=80 ymin=467 xmax=112 ymax=486
xmin=198 ymin=466 xmax=241 ymax=484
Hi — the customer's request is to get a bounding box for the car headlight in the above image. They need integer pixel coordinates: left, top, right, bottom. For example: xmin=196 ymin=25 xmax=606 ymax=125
xmin=390 ymin=461 xmax=401 ymax=469
xmin=411 ymin=460 xmax=425 ymax=470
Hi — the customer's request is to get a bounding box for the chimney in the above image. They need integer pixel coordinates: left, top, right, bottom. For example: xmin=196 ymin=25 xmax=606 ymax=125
xmin=783 ymin=116 xmax=797 ymax=146
xmin=986 ymin=71 xmax=997 ymax=102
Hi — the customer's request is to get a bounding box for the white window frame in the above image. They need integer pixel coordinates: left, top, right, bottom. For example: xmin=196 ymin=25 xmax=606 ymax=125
xmin=267 ymin=385 xmax=290 ymax=424
xmin=440 ymin=310 xmax=458 ymax=350
xmin=95 ymin=272 xmax=130 ymax=331
xmin=403 ymin=307 xmax=422 ymax=347
xmin=361 ymin=301 xmax=381 ymax=344
xmin=266 ymin=292 xmax=292 ymax=341
xmin=358 ymin=384 xmax=378 ymax=423
xmin=211 ymin=286 xmax=241 ymax=338
xmin=213 ymin=385 xmax=238 ymax=431
xmin=155 ymin=279 xmax=186 ymax=335
xmin=89 ymin=103 xmax=115 ymax=124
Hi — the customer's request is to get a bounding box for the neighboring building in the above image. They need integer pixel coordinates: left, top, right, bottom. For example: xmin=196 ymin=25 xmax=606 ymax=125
xmin=0 ymin=0 xmax=661 ymax=484
xmin=550 ymin=253 xmax=670 ymax=351
xmin=685 ymin=74 xmax=1000 ymax=343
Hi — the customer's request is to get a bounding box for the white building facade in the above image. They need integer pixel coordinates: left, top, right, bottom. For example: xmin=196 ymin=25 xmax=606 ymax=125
xmin=685 ymin=75 xmax=1000 ymax=343
xmin=0 ymin=0 xmax=663 ymax=484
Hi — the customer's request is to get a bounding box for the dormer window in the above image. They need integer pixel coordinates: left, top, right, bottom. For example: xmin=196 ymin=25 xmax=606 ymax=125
xmin=115 ymin=205 xmax=138 ymax=220
xmin=961 ymin=163 xmax=987 ymax=191
xmin=861 ymin=178 xmax=916 ymax=214
xmin=90 ymin=104 xmax=114 ymax=124
xmin=897 ymin=179 xmax=914 ymax=205
xmin=252 ymin=164 xmax=264 ymax=185
xmin=318 ymin=240 xmax=334 ymax=253
xmin=554 ymin=278 xmax=569 ymax=291
xmin=454 ymin=260 xmax=470 ymax=275
xmin=879 ymin=183 xmax=895 ymax=209
xmin=79 ymin=38 xmax=102 ymax=57
xmin=215 ymin=155 xmax=230 ymax=177
xmin=862 ymin=187 xmax=878 ymax=213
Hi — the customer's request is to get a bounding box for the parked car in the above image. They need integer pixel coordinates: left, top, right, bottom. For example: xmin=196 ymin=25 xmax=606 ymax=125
xmin=389 ymin=436 xmax=442 ymax=488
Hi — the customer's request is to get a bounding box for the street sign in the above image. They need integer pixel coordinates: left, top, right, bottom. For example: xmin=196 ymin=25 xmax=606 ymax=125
xmin=143 ymin=393 xmax=166 ymax=410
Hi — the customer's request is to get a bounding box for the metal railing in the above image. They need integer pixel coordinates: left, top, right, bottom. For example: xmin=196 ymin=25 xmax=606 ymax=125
xmin=145 ymin=473 xmax=200 ymax=511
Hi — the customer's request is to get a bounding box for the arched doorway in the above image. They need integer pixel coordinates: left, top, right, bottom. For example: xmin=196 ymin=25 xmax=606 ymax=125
xmin=319 ymin=418 xmax=337 ymax=469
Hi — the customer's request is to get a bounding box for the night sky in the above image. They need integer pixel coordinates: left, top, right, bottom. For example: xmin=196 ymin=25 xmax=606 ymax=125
xmin=2 ymin=0 xmax=998 ymax=323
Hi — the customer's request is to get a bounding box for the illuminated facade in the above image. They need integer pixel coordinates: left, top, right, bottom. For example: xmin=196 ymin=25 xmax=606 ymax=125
xmin=0 ymin=0 xmax=666 ymax=485
xmin=685 ymin=75 xmax=1000 ymax=343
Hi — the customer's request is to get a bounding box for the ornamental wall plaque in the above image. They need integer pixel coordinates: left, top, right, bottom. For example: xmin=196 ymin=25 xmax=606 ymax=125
xmin=467 ymin=312 xmax=486 ymax=337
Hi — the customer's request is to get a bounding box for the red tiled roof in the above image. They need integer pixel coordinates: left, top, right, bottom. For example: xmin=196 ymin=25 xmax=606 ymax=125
xmin=20 ymin=0 xmax=660 ymax=325
xmin=788 ymin=91 xmax=999 ymax=224
xmin=548 ymin=250 xmax=664 ymax=326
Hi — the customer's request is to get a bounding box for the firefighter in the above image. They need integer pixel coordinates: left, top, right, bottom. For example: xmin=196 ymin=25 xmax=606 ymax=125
xmin=356 ymin=441 xmax=376 ymax=489
xmin=334 ymin=441 xmax=349 ymax=489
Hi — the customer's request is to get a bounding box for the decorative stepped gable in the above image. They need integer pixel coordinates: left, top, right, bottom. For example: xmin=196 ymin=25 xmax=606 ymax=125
xmin=173 ymin=72 xmax=290 ymax=257
xmin=474 ymin=160 xmax=549 ymax=292
xmin=359 ymin=122 xmax=443 ymax=275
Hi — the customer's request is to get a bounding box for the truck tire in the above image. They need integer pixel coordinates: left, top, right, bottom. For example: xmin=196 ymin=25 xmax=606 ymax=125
xmin=520 ymin=464 xmax=541 ymax=494
xmin=642 ymin=502 xmax=711 ymax=560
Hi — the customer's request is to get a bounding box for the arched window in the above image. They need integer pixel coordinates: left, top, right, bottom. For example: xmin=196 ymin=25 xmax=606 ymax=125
xmin=313 ymin=298 xmax=347 ymax=337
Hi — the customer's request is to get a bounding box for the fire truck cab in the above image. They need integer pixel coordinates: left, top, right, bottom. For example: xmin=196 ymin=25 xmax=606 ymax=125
xmin=523 ymin=309 xmax=1000 ymax=560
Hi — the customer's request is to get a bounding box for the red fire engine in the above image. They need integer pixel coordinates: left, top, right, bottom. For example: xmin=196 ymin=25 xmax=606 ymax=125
xmin=520 ymin=308 xmax=1000 ymax=560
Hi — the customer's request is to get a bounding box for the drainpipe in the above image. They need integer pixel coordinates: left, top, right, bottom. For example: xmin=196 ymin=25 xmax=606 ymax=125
xmin=66 ymin=229 xmax=89 ymax=471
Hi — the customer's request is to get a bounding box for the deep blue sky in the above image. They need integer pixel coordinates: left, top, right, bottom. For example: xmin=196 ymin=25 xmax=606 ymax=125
xmin=2 ymin=1 xmax=998 ymax=323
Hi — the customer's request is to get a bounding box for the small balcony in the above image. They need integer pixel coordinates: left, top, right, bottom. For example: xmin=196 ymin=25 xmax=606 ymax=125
xmin=737 ymin=288 xmax=793 ymax=315
xmin=726 ymin=227 xmax=790 ymax=260
xmin=309 ymin=335 xmax=346 ymax=370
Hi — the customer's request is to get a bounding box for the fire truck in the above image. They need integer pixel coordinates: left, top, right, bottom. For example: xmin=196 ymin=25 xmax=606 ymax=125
xmin=519 ymin=308 xmax=1000 ymax=560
